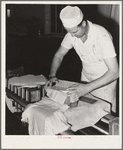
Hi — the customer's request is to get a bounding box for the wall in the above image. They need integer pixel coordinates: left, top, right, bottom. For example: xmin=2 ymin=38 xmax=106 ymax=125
xmin=7 ymin=4 xmax=119 ymax=40
xmin=7 ymin=4 xmax=45 ymax=34
xmin=9 ymin=4 xmax=44 ymax=18
xmin=97 ymin=4 xmax=119 ymax=57
xmin=110 ymin=5 xmax=119 ymax=59
xmin=111 ymin=5 xmax=119 ymax=24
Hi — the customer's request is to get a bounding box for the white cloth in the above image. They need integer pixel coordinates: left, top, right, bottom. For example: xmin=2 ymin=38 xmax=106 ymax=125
xmin=8 ymin=74 xmax=47 ymax=87
xmin=21 ymin=94 xmax=111 ymax=134
xmin=21 ymin=80 xmax=112 ymax=135
xmin=64 ymin=94 xmax=110 ymax=131
xmin=60 ymin=6 xmax=83 ymax=28
xmin=21 ymin=97 xmax=70 ymax=135
xmin=61 ymin=21 xmax=117 ymax=112
xmin=46 ymin=88 xmax=69 ymax=105
xmin=46 ymin=87 xmax=79 ymax=105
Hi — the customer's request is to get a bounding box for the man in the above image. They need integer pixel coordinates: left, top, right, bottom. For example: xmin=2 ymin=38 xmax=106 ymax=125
xmin=46 ymin=6 xmax=119 ymax=113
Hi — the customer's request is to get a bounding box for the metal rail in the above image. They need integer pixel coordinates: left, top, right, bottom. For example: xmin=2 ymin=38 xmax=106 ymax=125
xmin=6 ymin=88 xmax=29 ymax=108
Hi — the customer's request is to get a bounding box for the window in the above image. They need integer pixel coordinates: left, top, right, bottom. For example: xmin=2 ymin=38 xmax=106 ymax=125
xmin=51 ymin=4 xmax=66 ymax=34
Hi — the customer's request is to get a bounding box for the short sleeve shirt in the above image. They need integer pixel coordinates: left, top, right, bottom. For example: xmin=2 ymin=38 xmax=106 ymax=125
xmin=61 ymin=21 xmax=117 ymax=81
xmin=61 ymin=21 xmax=116 ymax=63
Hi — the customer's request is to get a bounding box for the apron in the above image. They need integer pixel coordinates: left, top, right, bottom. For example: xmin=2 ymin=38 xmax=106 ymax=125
xmin=73 ymin=29 xmax=117 ymax=113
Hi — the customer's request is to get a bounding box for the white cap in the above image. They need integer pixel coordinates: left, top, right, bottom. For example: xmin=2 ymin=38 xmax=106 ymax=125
xmin=60 ymin=6 xmax=83 ymax=28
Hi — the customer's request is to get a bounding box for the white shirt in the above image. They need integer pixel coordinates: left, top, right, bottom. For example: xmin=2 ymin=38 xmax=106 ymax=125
xmin=61 ymin=21 xmax=116 ymax=81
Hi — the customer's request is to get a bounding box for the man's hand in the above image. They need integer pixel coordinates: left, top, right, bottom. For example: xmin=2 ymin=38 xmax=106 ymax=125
xmin=45 ymin=76 xmax=59 ymax=90
xmin=66 ymin=83 xmax=91 ymax=98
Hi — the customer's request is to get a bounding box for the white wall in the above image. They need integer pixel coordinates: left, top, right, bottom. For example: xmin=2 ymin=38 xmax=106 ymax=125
xmin=110 ymin=5 xmax=119 ymax=25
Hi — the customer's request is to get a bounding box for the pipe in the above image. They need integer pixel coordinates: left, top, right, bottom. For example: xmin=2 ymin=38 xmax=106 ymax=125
xmin=6 ymin=88 xmax=29 ymax=108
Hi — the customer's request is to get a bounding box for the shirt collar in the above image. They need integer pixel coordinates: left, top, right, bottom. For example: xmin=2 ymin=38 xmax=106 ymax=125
xmin=87 ymin=20 xmax=93 ymax=38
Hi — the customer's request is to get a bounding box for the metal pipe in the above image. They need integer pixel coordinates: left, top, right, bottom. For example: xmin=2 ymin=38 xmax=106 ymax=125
xmin=6 ymin=88 xmax=29 ymax=108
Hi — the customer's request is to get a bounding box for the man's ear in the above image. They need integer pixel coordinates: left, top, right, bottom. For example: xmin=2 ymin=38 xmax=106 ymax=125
xmin=82 ymin=21 xmax=86 ymax=27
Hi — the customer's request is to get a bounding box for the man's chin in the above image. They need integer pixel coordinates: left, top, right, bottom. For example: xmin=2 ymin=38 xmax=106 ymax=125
xmin=76 ymin=35 xmax=83 ymax=38
xmin=75 ymin=36 xmax=81 ymax=38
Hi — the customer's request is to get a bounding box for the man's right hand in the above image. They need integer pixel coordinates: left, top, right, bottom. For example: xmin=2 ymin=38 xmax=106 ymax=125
xmin=45 ymin=76 xmax=59 ymax=90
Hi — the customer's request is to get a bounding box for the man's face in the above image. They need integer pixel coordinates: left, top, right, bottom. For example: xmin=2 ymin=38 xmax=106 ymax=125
xmin=65 ymin=23 xmax=86 ymax=38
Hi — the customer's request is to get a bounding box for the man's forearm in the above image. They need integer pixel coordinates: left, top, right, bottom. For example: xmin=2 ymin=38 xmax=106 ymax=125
xmin=88 ymin=70 xmax=119 ymax=92
xmin=49 ymin=55 xmax=63 ymax=78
